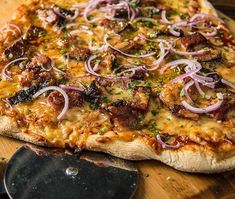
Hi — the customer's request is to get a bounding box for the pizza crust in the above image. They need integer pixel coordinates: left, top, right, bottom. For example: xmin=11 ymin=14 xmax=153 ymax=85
xmin=198 ymin=0 xmax=218 ymax=16
xmin=86 ymin=134 xmax=235 ymax=173
xmin=0 ymin=116 xmax=54 ymax=147
xmin=1 ymin=114 xmax=235 ymax=173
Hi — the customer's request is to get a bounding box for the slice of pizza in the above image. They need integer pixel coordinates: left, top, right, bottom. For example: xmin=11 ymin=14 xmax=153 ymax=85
xmin=0 ymin=0 xmax=234 ymax=173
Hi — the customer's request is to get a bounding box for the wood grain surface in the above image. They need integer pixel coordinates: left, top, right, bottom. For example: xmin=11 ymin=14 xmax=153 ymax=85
xmin=0 ymin=1 xmax=235 ymax=199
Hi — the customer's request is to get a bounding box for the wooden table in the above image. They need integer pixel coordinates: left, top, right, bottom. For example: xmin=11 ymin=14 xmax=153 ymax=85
xmin=0 ymin=1 xmax=235 ymax=199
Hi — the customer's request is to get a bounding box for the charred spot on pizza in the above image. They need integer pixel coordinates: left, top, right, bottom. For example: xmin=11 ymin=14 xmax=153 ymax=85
xmin=38 ymin=5 xmax=75 ymax=29
xmin=7 ymin=81 xmax=49 ymax=105
xmin=85 ymin=80 xmax=103 ymax=107
xmin=25 ymin=25 xmax=47 ymax=43
xmin=104 ymin=100 xmax=140 ymax=128
xmin=52 ymin=5 xmax=75 ymax=19
xmin=4 ymin=38 xmax=28 ymax=60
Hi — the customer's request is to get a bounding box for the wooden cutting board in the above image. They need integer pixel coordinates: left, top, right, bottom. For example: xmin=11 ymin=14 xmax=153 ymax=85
xmin=0 ymin=1 xmax=235 ymax=199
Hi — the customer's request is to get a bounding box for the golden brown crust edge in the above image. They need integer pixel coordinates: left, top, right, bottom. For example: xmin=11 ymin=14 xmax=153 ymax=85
xmin=1 ymin=115 xmax=235 ymax=173
xmin=85 ymin=135 xmax=235 ymax=173
xmin=0 ymin=116 xmax=54 ymax=147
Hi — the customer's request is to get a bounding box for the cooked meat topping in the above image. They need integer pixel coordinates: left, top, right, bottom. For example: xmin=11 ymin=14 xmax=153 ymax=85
xmin=131 ymin=86 xmax=151 ymax=111
xmin=181 ymin=33 xmax=207 ymax=49
xmin=193 ymin=48 xmax=221 ymax=62
xmin=170 ymin=104 xmax=199 ymax=120
xmin=7 ymin=81 xmax=49 ymax=105
xmin=68 ymin=48 xmax=91 ymax=61
xmin=20 ymin=54 xmax=55 ymax=87
xmin=38 ymin=9 xmax=59 ymax=25
xmin=99 ymin=19 xmax=130 ymax=33
xmin=104 ymin=100 xmax=139 ymax=128
xmin=48 ymin=90 xmax=83 ymax=111
xmin=85 ymin=80 xmax=102 ymax=106
xmin=4 ymin=38 xmax=28 ymax=60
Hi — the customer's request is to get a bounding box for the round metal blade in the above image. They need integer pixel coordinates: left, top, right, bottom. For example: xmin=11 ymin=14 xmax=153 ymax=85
xmin=4 ymin=146 xmax=138 ymax=199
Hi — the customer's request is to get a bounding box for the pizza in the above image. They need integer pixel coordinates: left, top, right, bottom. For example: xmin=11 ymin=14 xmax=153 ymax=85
xmin=0 ymin=0 xmax=234 ymax=173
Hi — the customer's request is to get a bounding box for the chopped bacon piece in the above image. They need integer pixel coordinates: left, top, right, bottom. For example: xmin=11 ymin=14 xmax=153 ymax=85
xmin=181 ymin=33 xmax=207 ymax=49
xmin=104 ymin=100 xmax=138 ymax=128
xmin=131 ymin=86 xmax=151 ymax=111
xmin=48 ymin=90 xmax=83 ymax=111
xmin=20 ymin=54 xmax=54 ymax=87
xmin=68 ymin=48 xmax=91 ymax=61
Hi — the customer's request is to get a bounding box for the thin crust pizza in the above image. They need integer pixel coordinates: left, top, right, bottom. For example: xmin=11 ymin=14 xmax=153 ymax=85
xmin=0 ymin=0 xmax=235 ymax=173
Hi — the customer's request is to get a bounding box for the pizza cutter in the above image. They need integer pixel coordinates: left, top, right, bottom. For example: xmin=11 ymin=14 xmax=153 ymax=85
xmin=1 ymin=145 xmax=139 ymax=199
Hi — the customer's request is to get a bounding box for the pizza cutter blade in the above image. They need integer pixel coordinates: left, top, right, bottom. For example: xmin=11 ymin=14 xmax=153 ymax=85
xmin=3 ymin=145 xmax=139 ymax=199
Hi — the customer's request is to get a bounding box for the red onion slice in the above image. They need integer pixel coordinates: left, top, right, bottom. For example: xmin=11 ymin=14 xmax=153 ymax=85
xmin=33 ymin=86 xmax=69 ymax=120
xmin=169 ymin=21 xmax=187 ymax=37
xmin=156 ymin=134 xmax=181 ymax=149
xmin=173 ymin=67 xmax=200 ymax=83
xmin=190 ymin=13 xmax=224 ymax=24
xmin=160 ymin=59 xmax=196 ymax=74
xmin=182 ymin=80 xmax=194 ymax=104
xmin=85 ymin=55 xmax=102 ymax=77
xmin=221 ymin=79 xmax=235 ymax=90
xmin=170 ymin=47 xmax=208 ymax=56
xmin=202 ymin=26 xmax=218 ymax=37
xmin=148 ymin=41 xmax=168 ymax=71
xmin=59 ymin=84 xmax=84 ymax=91
xmin=194 ymin=80 xmax=205 ymax=96
xmin=70 ymin=29 xmax=93 ymax=36
xmin=132 ymin=17 xmax=157 ymax=24
xmin=0 ymin=23 xmax=22 ymax=35
xmin=51 ymin=60 xmax=67 ymax=76
xmin=85 ymin=55 xmax=144 ymax=80
xmin=160 ymin=10 xmax=172 ymax=24
xmin=181 ymin=93 xmax=223 ymax=114
xmin=83 ymin=0 xmax=109 ymax=23
xmin=104 ymin=34 xmax=156 ymax=58
xmin=88 ymin=40 xmax=108 ymax=51
xmin=2 ymin=57 xmax=28 ymax=81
